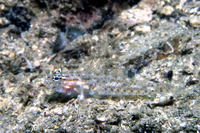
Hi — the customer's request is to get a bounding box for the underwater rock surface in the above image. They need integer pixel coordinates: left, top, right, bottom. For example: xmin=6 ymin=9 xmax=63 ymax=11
xmin=0 ymin=0 xmax=199 ymax=132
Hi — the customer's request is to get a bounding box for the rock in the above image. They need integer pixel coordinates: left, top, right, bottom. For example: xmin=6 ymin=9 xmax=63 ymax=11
xmin=53 ymin=107 xmax=63 ymax=115
xmin=160 ymin=5 xmax=174 ymax=16
xmin=91 ymin=35 xmax=99 ymax=42
xmin=0 ymin=96 xmax=13 ymax=110
xmin=0 ymin=17 xmax=10 ymax=25
xmin=189 ymin=16 xmax=200 ymax=27
xmin=134 ymin=24 xmax=151 ymax=33
xmin=33 ymin=60 xmax=40 ymax=68
xmin=150 ymin=93 xmax=174 ymax=107
xmin=119 ymin=7 xmax=152 ymax=27
xmin=32 ymin=45 xmax=38 ymax=51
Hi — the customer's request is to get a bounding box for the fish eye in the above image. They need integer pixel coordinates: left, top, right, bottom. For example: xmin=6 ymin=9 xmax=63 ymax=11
xmin=53 ymin=76 xmax=61 ymax=80
xmin=52 ymin=69 xmax=62 ymax=80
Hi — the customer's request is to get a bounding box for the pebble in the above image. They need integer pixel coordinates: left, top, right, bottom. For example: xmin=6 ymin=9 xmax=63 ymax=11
xmin=26 ymin=107 xmax=41 ymax=114
xmin=1 ymin=50 xmax=10 ymax=55
xmin=0 ymin=4 xmax=5 ymax=10
xmin=32 ymin=45 xmax=38 ymax=51
xmin=189 ymin=15 xmax=200 ymax=27
xmin=33 ymin=60 xmax=40 ymax=68
xmin=5 ymin=87 xmax=14 ymax=94
xmin=110 ymin=28 xmax=121 ymax=37
xmin=4 ymin=80 xmax=14 ymax=94
xmin=91 ymin=35 xmax=99 ymax=42
xmin=0 ymin=17 xmax=10 ymax=25
xmin=179 ymin=121 xmax=187 ymax=128
xmin=119 ymin=7 xmax=152 ymax=27
xmin=9 ymin=52 xmax=15 ymax=59
xmin=150 ymin=93 xmax=174 ymax=107
xmin=96 ymin=115 xmax=107 ymax=122
xmin=134 ymin=25 xmax=151 ymax=33
xmin=0 ymin=97 xmax=12 ymax=110
xmin=53 ymin=107 xmax=63 ymax=115
xmin=160 ymin=5 xmax=174 ymax=16
xmin=196 ymin=124 xmax=200 ymax=130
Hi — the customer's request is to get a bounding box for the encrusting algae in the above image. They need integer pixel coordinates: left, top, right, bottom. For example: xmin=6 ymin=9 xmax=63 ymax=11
xmin=45 ymin=69 xmax=173 ymax=101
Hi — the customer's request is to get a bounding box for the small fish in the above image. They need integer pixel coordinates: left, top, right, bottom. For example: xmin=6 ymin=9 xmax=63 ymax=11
xmin=45 ymin=69 xmax=172 ymax=100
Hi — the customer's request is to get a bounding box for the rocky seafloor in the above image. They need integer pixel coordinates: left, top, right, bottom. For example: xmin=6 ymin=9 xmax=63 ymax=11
xmin=0 ymin=0 xmax=200 ymax=132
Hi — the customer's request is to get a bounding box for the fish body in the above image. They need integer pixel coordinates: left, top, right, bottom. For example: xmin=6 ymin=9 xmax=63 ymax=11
xmin=45 ymin=69 xmax=170 ymax=100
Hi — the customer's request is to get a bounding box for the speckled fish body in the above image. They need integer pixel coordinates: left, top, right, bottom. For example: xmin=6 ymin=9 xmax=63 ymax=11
xmin=45 ymin=70 xmax=170 ymax=99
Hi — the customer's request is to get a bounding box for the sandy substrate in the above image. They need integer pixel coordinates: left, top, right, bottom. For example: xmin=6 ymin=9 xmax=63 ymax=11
xmin=0 ymin=0 xmax=199 ymax=132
